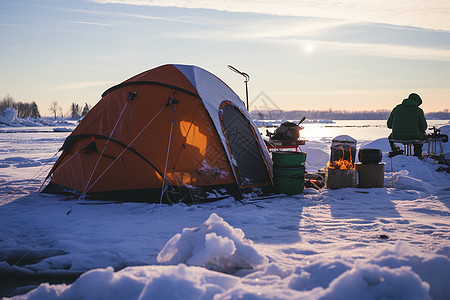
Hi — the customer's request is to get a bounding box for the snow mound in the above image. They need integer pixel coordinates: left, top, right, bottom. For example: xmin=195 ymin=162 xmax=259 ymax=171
xmin=439 ymin=125 xmax=450 ymax=157
xmin=19 ymin=264 xmax=238 ymax=300
xmin=15 ymin=243 xmax=450 ymax=300
xmin=368 ymin=242 xmax=450 ymax=300
xmin=157 ymin=213 xmax=268 ymax=273
xmin=301 ymin=141 xmax=330 ymax=171
xmin=390 ymin=170 xmax=434 ymax=193
xmin=384 ymin=154 xmax=446 ymax=193
xmin=0 ymin=108 xmax=21 ymax=126
xmin=362 ymin=138 xmax=391 ymax=153
xmin=319 ymin=262 xmax=431 ymax=300
xmin=0 ymin=108 xmax=70 ymax=127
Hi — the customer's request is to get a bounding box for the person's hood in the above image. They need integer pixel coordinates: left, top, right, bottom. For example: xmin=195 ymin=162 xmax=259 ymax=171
xmin=401 ymin=93 xmax=422 ymax=106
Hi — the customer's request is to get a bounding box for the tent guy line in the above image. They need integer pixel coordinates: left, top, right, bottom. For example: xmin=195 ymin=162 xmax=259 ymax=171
xmin=81 ymin=93 xmax=132 ymax=199
xmin=66 ymin=103 xmax=168 ymax=215
xmin=159 ymin=97 xmax=178 ymax=206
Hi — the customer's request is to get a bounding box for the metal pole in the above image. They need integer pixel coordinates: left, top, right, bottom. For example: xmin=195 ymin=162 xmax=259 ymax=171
xmin=228 ymin=65 xmax=250 ymax=111
xmin=244 ymin=80 xmax=249 ymax=111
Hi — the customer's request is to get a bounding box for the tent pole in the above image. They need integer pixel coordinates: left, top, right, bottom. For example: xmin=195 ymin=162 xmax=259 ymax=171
xmin=245 ymin=80 xmax=249 ymax=112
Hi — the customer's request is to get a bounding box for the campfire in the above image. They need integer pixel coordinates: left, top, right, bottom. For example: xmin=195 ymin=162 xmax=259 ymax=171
xmin=327 ymin=148 xmax=355 ymax=170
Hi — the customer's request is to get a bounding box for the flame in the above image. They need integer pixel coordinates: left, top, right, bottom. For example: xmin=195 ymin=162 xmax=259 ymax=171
xmin=327 ymin=148 xmax=355 ymax=170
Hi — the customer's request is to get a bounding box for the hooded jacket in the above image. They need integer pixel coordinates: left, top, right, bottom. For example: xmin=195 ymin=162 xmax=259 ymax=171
xmin=387 ymin=93 xmax=427 ymax=140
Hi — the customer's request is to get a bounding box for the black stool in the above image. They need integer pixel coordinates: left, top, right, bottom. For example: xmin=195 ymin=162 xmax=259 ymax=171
xmin=389 ymin=139 xmax=423 ymax=156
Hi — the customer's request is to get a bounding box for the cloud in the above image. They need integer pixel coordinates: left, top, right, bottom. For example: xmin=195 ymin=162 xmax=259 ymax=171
xmin=112 ymin=12 xmax=227 ymax=28
xmin=70 ymin=21 xmax=115 ymax=27
xmin=158 ymin=16 xmax=450 ymax=61
xmin=297 ymin=40 xmax=450 ymax=61
xmin=89 ymin=0 xmax=450 ymax=31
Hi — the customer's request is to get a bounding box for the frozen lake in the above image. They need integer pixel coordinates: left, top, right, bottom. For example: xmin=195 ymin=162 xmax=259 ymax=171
xmin=0 ymin=119 xmax=449 ymax=299
xmin=260 ymin=119 xmax=450 ymax=143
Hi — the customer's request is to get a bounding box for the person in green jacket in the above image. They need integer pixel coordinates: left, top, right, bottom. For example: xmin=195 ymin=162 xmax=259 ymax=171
xmin=387 ymin=93 xmax=427 ymax=157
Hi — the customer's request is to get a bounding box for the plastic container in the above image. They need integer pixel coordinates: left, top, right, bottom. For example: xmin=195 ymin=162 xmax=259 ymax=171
xmin=272 ymin=151 xmax=307 ymax=168
xmin=273 ymin=166 xmax=305 ymax=195
xmin=358 ymin=148 xmax=382 ymax=164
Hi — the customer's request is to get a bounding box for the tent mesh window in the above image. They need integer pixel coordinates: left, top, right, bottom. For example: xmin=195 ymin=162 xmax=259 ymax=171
xmin=221 ymin=104 xmax=271 ymax=187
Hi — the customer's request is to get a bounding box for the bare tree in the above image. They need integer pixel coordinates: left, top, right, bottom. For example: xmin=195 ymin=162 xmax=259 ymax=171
xmin=58 ymin=106 xmax=64 ymax=118
xmin=49 ymin=101 xmax=58 ymax=120
xmin=1 ymin=95 xmax=15 ymax=113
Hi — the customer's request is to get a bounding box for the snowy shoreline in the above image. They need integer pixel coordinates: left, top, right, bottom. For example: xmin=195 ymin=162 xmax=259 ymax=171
xmin=0 ymin=120 xmax=449 ymax=299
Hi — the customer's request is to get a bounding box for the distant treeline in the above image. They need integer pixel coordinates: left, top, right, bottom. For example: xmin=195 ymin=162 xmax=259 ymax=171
xmin=250 ymin=109 xmax=450 ymax=120
xmin=0 ymin=95 xmax=40 ymax=118
xmin=1 ymin=95 xmax=90 ymax=119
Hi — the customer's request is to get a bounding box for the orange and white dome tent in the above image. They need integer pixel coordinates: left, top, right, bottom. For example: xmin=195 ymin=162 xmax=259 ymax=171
xmin=43 ymin=64 xmax=273 ymax=203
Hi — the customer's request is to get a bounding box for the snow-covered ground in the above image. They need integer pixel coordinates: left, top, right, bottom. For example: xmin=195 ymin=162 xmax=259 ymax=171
xmin=0 ymin=119 xmax=449 ymax=299
xmin=0 ymin=108 xmax=74 ymax=129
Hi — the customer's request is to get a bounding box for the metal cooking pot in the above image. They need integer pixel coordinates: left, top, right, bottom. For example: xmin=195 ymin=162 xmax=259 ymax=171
xmin=358 ymin=148 xmax=382 ymax=164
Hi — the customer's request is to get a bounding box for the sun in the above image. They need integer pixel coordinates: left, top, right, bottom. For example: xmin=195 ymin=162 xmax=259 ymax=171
xmin=305 ymin=43 xmax=314 ymax=53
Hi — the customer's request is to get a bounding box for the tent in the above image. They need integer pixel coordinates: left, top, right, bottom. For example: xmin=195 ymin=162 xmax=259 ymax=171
xmin=43 ymin=64 xmax=274 ymax=203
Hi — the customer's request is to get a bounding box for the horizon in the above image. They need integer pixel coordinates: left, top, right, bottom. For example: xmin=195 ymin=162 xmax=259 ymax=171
xmin=3 ymin=100 xmax=449 ymax=119
xmin=1 ymin=0 xmax=450 ymax=113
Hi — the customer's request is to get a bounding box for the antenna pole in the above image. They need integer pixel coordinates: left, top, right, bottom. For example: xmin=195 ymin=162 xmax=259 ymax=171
xmin=228 ymin=65 xmax=250 ymax=111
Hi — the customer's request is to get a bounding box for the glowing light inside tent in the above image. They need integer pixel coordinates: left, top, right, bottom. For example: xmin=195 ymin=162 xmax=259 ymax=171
xmin=180 ymin=121 xmax=207 ymax=155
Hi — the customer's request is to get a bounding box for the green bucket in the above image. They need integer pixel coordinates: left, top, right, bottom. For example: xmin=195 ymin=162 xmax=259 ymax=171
xmin=272 ymin=151 xmax=307 ymax=167
xmin=273 ymin=166 xmax=305 ymax=195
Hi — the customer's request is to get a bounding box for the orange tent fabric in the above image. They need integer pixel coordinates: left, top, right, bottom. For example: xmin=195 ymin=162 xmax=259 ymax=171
xmin=43 ymin=64 xmax=273 ymax=203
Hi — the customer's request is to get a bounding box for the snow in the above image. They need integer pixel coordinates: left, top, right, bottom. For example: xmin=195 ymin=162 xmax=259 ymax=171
xmin=1 ymin=120 xmax=449 ymax=299
xmin=157 ymin=213 xmax=268 ymax=273
xmin=331 ymin=135 xmax=357 ymax=144
xmin=0 ymin=108 xmax=72 ymax=128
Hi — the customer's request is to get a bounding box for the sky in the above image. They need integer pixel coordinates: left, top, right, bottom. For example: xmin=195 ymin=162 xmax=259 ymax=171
xmin=1 ymin=0 xmax=450 ymax=115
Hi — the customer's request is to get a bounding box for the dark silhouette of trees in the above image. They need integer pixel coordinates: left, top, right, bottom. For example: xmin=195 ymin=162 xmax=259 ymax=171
xmin=81 ymin=103 xmax=90 ymax=117
xmin=250 ymin=109 xmax=450 ymax=120
xmin=1 ymin=95 xmax=41 ymax=118
xmin=0 ymin=95 xmax=14 ymax=112
xmin=426 ymin=109 xmax=450 ymax=120
xmin=29 ymin=102 xmax=40 ymax=118
xmin=2 ymin=94 xmax=446 ymax=121
xmin=70 ymin=103 xmax=81 ymax=119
